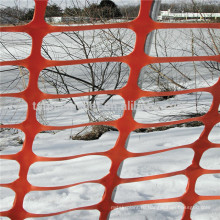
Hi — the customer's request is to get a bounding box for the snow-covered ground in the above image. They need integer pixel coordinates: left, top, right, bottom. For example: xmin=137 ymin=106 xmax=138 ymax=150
xmin=0 ymin=28 xmax=220 ymax=219
xmin=0 ymin=125 xmax=220 ymax=219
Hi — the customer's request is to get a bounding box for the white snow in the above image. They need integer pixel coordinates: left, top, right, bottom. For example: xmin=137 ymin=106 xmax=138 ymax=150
xmin=208 ymin=123 xmax=220 ymax=143
xmin=0 ymin=97 xmax=27 ymax=124
xmin=0 ymin=159 xmax=20 ymax=184
xmin=33 ymin=130 xmax=119 ymax=157
xmin=0 ymin=187 xmax=15 ymax=212
xmin=23 ymin=183 xmax=105 ymax=214
xmin=114 ymin=175 xmax=188 ymax=203
xmin=0 ymin=32 xmax=32 ymax=61
xmin=120 ymin=149 xmax=194 ymax=178
xmin=149 ymin=29 xmax=220 ymax=57
xmin=135 ymin=92 xmax=213 ymax=123
xmin=127 ymin=126 xmax=205 ymax=153
xmin=200 ymin=148 xmax=220 ymax=170
xmin=42 ymin=29 xmax=135 ymax=61
xmin=195 ymin=174 xmax=220 ymax=196
xmin=191 ymin=200 xmax=220 ymax=220
xmin=28 ymin=156 xmax=111 ymax=187
xmin=0 ymin=126 xmax=219 ymax=219
xmin=36 ymin=95 xmax=125 ymax=126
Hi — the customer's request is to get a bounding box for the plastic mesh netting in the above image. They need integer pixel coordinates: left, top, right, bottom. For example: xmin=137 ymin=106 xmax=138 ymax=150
xmin=0 ymin=0 xmax=220 ymax=219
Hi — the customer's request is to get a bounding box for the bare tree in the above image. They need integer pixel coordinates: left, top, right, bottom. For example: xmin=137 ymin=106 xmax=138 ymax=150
xmin=1 ymin=0 xmax=219 ymax=126
xmin=0 ymin=0 xmax=135 ymax=126
xmin=137 ymin=0 xmax=219 ymax=122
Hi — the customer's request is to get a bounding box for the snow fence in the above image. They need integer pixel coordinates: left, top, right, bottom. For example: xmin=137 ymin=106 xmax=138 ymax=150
xmin=0 ymin=0 xmax=220 ymax=219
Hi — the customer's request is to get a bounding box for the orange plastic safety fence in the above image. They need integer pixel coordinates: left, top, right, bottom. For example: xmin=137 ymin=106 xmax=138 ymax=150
xmin=0 ymin=0 xmax=220 ymax=219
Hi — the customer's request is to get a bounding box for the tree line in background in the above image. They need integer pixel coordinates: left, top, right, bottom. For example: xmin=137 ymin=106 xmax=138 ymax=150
xmin=0 ymin=0 xmax=122 ymax=24
xmin=1 ymin=0 xmax=220 ymax=24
